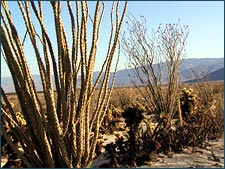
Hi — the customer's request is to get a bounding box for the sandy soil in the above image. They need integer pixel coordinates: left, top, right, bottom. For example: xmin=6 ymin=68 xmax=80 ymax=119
xmin=92 ymin=135 xmax=224 ymax=168
xmin=142 ymin=138 xmax=224 ymax=168
xmin=1 ymin=134 xmax=223 ymax=168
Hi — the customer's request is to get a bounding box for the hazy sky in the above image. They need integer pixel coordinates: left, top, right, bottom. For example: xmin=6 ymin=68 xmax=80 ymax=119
xmin=1 ymin=1 xmax=224 ymax=77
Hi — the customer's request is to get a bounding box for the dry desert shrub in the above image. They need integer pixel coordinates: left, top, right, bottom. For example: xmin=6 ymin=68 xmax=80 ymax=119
xmin=109 ymin=87 xmax=139 ymax=108
xmin=121 ymin=15 xmax=189 ymax=119
xmin=100 ymin=85 xmax=224 ymax=167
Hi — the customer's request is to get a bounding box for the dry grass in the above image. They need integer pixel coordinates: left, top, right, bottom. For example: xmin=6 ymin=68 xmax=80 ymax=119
xmin=3 ymin=81 xmax=224 ymax=120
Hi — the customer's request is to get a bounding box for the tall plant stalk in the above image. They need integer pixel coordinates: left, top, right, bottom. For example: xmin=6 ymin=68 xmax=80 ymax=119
xmin=1 ymin=1 xmax=127 ymax=167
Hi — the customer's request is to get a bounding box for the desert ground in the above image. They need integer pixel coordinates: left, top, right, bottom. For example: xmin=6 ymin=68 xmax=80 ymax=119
xmin=92 ymin=134 xmax=224 ymax=168
xmin=1 ymin=81 xmax=224 ymax=168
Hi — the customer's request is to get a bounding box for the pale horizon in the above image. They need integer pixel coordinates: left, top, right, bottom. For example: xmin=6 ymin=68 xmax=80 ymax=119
xmin=1 ymin=1 xmax=224 ymax=77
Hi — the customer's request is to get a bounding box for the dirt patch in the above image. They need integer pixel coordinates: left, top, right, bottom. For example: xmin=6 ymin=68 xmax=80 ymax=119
xmin=92 ymin=135 xmax=224 ymax=168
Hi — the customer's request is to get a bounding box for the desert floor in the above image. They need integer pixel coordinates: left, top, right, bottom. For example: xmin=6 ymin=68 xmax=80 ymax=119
xmin=92 ymin=134 xmax=224 ymax=168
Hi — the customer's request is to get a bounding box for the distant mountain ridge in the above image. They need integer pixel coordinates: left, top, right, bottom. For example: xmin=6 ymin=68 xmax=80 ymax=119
xmin=112 ymin=57 xmax=224 ymax=86
xmin=186 ymin=67 xmax=224 ymax=83
xmin=1 ymin=58 xmax=224 ymax=93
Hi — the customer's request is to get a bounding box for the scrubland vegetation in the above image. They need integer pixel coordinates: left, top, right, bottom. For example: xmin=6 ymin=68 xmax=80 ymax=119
xmin=1 ymin=1 xmax=224 ymax=168
xmin=2 ymin=81 xmax=224 ymax=167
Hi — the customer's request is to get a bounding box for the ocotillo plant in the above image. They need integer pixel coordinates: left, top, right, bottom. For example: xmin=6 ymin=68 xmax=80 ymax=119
xmin=1 ymin=1 xmax=127 ymax=167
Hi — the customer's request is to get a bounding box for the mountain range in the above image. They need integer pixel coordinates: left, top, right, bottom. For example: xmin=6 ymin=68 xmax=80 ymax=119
xmin=1 ymin=58 xmax=224 ymax=93
xmin=186 ymin=67 xmax=224 ymax=83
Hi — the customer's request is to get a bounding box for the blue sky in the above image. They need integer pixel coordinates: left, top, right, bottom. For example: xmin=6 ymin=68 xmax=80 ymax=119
xmin=1 ymin=1 xmax=224 ymax=77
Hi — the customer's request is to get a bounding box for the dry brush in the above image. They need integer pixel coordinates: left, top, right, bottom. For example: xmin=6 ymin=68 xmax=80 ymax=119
xmin=121 ymin=15 xmax=189 ymax=118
